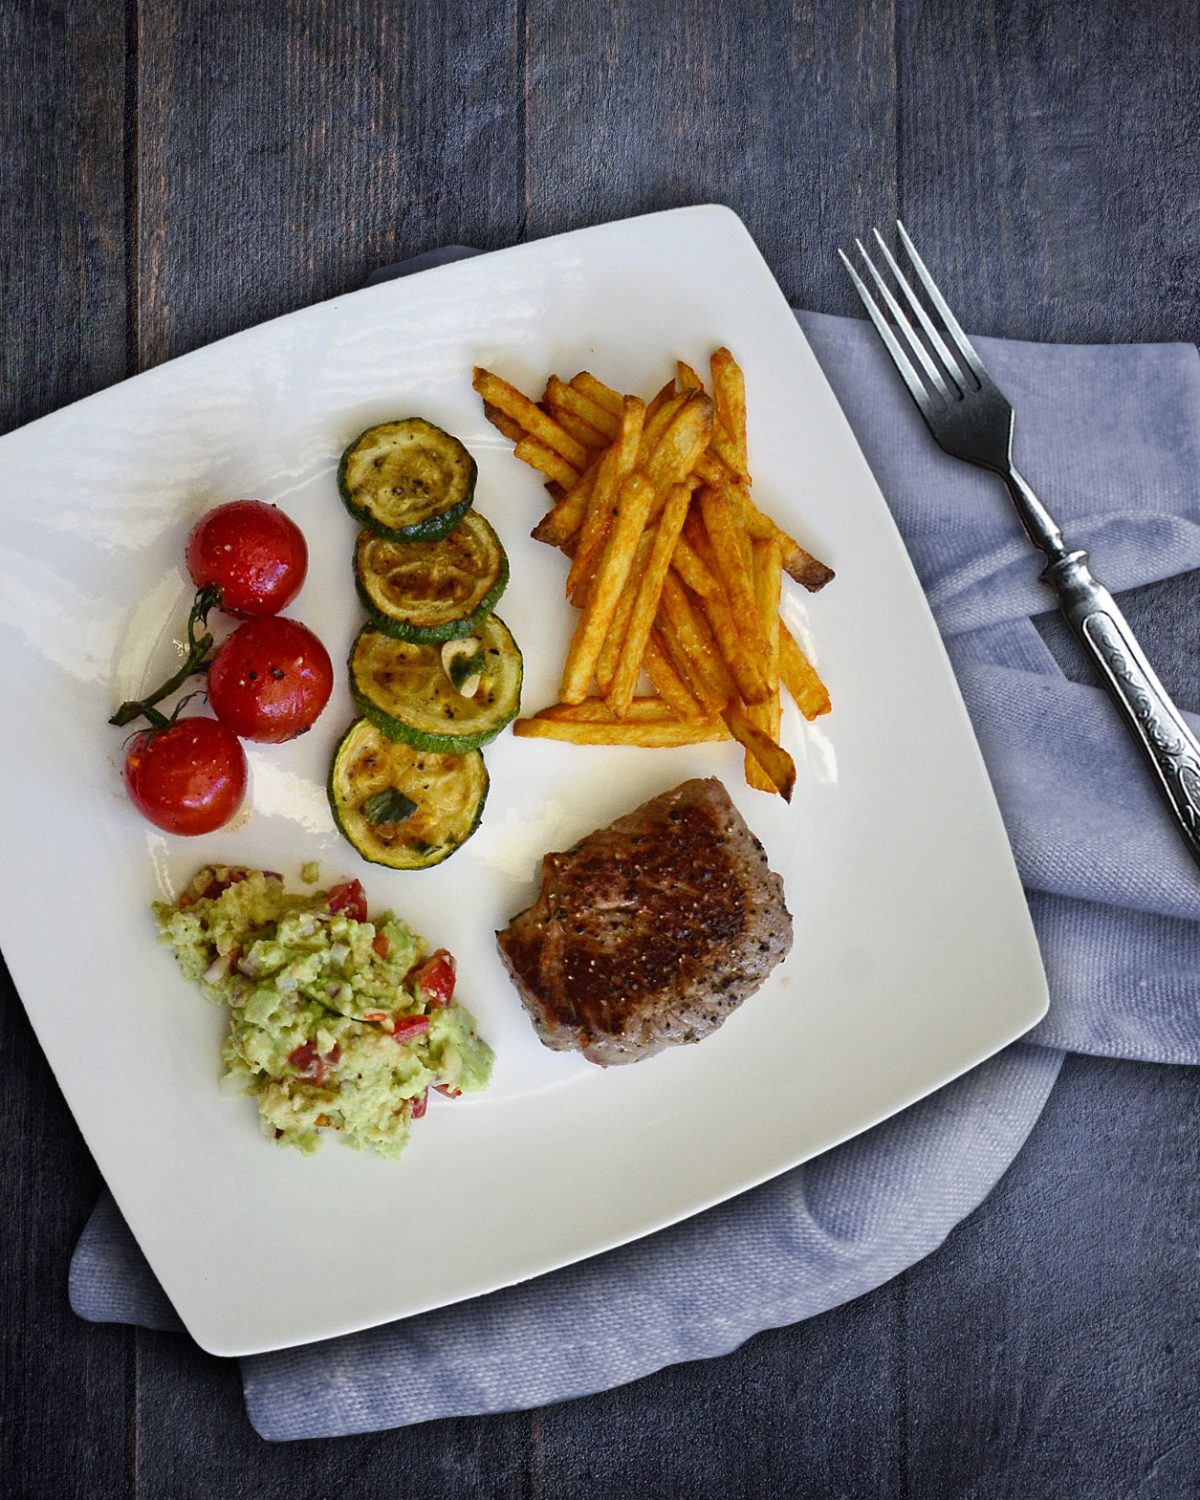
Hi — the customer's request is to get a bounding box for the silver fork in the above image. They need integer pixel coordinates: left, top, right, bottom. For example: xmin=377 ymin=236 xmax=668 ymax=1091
xmin=841 ymin=222 xmax=1200 ymax=870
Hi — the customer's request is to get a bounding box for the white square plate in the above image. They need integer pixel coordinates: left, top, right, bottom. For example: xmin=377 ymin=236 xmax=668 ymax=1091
xmin=0 ymin=207 xmax=1046 ymax=1356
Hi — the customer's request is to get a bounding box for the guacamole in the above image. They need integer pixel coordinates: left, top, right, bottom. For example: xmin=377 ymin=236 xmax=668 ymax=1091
xmin=155 ymin=865 xmax=493 ymax=1158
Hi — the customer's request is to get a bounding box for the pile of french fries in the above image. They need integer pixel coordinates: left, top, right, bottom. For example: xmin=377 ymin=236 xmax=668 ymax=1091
xmin=472 ymin=349 xmax=833 ymax=800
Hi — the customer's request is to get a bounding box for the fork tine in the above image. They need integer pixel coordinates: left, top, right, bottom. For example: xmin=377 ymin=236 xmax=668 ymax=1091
xmin=869 ymin=228 xmax=964 ymax=394
xmin=853 ymin=236 xmax=953 ymax=402
xmin=837 ymin=248 xmax=935 ymax=416
xmin=895 ymin=219 xmax=987 ymax=383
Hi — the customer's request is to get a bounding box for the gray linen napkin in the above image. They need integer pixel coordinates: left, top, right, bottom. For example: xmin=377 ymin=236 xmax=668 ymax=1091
xmin=69 ymin=252 xmax=1200 ymax=1439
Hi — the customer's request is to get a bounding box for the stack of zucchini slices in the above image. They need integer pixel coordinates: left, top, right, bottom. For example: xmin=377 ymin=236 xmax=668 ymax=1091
xmin=329 ymin=418 xmax=522 ymax=869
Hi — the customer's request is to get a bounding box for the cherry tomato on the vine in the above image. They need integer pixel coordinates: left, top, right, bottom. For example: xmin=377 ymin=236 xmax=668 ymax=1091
xmin=123 ymin=717 xmax=247 ymax=836
xmin=186 ymin=500 xmax=308 ymax=619
xmin=206 ymin=615 xmax=333 ymax=744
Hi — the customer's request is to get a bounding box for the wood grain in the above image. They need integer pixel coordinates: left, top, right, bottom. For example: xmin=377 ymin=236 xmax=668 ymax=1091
xmin=2 ymin=0 xmax=1200 ymax=1494
xmin=132 ymin=0 xmax=526 ymax=369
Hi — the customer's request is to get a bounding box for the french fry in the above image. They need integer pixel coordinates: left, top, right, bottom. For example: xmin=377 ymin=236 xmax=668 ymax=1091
xmin=559 ymin=473 xmax=656 ymax=702
xmin=722 ymin=705 xmax=795 ymax=800
xmin=482 ymin=401 xmax=525 ymax=444
xmin=551 ymin=405 xmax=612 ymax=451
xmin=549 ymin=376 xmax=622 ymax=440
xmin=637 ymin=389 xmax=690 ymax=465
xmin=566 ymin=396 xmax=645 ymax=600
xmin=644 ymin=393 xmax=714 ymax=498
xmin=515 ymin=716 xmax=731 ymax=747
xmin=658 ymin=572 xmax=736 ymax=707
xmin=570 ymin=371 xmax=624 ymax=418
xmin=531 ymin=461 xmax=599 ymax=547
xmin=538 ymin=698 xmax=678 ymax=723
xmin=595 ymin=531 xmax=654 ymax=688
xmin=644 ymin=379 xmax=678 ymax=425
xmin=781 ymin=626 xmax=831 ymax=719
xmin=746 ymin=537 xmax=783 ymax=791
xmin=710 ymin=347 xmax=750 ymax=483
xmin=644 ymin=630 xmax=707 ymax=718
xmin=736 ymin=489 xmax=835 ymax=591
xmin=472 ymin=367 xmax=591 ymax=470
xmin=695 ymin=486 xmax=771 ymax=703
xmin=608 ymin=484 xmax=692 ymax=718
xmin=514 ymin=436 xmax=580 ymax=490
xmin=670 ymin=532 xmax=720 ymax=598
xmin=676 ymin=359 xmax=705 ymax=392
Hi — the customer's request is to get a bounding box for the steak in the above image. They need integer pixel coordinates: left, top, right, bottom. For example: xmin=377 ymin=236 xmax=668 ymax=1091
xmin=496 ymin=777 xmax=792 ymax=1066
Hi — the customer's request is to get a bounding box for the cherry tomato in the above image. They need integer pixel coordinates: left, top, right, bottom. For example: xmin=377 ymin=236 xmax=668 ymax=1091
xmin=327 ymin=879 xmax=368 ymax=923
xmin=207 ymin=616 xmax=333 ymax=743
xmin=123 ymin=717 xmax=247 ymax=836
xmin=411 ymin=949 xmax=457 ymax=1007
xmin=186 ymin=500 xmax=308 ymax=619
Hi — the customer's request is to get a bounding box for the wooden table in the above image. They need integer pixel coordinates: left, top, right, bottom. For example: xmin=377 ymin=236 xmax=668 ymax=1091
xmin=3 ymin=3 xmax=1198 ymax=1494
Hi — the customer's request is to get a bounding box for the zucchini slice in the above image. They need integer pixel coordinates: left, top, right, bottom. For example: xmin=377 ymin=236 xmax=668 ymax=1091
xmin=338 ymin=418 xmax=476 ymax=542
xmin=328 ymin=719 xmax=488 ymax=870
xmin=355 ymin=511 xmax=509 ymax=643
xmin=350 ymin=615 xmax=523 ymax=753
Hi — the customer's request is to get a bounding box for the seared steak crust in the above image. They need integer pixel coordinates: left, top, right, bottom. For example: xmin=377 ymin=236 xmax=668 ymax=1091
xmin=496 ymin=777 xmax=792 ymax=1065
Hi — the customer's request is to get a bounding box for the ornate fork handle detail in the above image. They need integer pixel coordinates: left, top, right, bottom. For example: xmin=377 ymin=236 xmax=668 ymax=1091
xmin=1043 ymin=550 xmax=1200 ymax=855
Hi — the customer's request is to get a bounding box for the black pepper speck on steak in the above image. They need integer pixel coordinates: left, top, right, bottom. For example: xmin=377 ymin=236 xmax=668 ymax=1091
xmin=496 ymin=777 xmax=792 ymax=1065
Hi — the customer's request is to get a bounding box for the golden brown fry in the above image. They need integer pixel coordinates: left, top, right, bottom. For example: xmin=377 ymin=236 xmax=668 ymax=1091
xmin=710 ymin=347 xmax=750 ymax=483
xmin=595 ymin=532 xmax=654 ymax=688
xmin=570 ymin=371 xmax=624 ymax=418
xmin=550 ymin=404 xmax=611 ymax=451
xmin=644 ymin=393 xmax=714 ymax=498
xmin=723 ymin=704 xmax=796 ymax=801
xmin=736 ymin=489 xmax=835 ymax=591
xmin=550 ymin=377 xmax=622 ymax=440
xmin=538 ymin=697 xmax=678 ymax=723
xmin=676 ymin=359 xmax=706 ymax=393
xmin=559 ymin=473 xmax=656 ymax=702
xmin=657 ymin=572 xmax=736 ymax=707
xmin=514 ymin=436 xmax=581 ymax=490
xmin=515 ymin=716 xmax=731 ymax=747
xmin=781 ymin=625 xmax=832 ymax=719
xmin=473 ymin=367 xmax=591 ymax=469
xmin=637 ymin=389 xmax=689 ymax=465
xmin=608 ymin=484 xmax=692 ymax=718
xmin=482 ymin=401 xmax=525 ymax=444
xmin=566 ymin=396 xmax=645 ymax=600
xmin=644 ymin=630 xmax=707 ymax=718
xmin=745 ymin=537 xmax=783 ymax=791
xmin=670 ymin=532 xmax=720 ymax=598
xmin=530 ymin=461 xmax=599 ymax=547
xmin=695 ymin=486 xmax=771 ymax=703
xmin=644 ymin=379 xmax=678 ymax=425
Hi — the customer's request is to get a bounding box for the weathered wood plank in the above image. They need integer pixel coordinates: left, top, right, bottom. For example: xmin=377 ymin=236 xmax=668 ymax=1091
xmin=0 ymin=5 xmax=134 ymax=1496
xmin=523 ymin=0 xmax=899 ymax=315
xmin=897 ymin=0 xmax=1200 ymax=344
xmin=132 ymin=0 xmax=526 ymax=370
xmin=0 ymin=0 xmax=130 ymax=431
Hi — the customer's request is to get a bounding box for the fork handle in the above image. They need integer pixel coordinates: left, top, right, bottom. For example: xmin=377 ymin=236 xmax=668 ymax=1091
xmin=1043 ymin=549 xmax=1200 ymax=868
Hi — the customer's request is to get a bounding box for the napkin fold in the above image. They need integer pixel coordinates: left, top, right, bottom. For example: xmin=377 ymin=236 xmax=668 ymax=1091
xmin=70 ymin=254 xmax=1200 ymax=1440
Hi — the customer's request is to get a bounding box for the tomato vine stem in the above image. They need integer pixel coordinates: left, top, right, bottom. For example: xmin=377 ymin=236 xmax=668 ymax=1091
xmin=108 ymin=585 xmax=221 ymax=727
